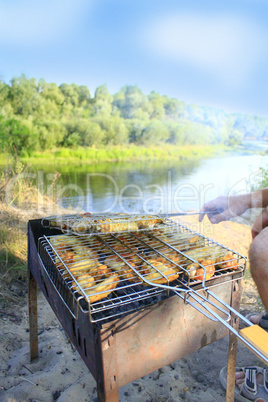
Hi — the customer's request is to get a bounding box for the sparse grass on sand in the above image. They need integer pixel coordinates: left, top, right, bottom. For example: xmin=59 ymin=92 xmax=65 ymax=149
xmin=0 ymin=167 xmax=75 ymax=306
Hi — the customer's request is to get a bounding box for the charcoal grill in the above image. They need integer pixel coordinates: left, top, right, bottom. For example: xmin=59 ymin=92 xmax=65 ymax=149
xmin=27 ymin=214 xmax=265 ymax=401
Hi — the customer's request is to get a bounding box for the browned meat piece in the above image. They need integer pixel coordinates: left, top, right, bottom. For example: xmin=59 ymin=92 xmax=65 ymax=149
xmin=104 ymin=256 xmax=137 ymax=280
xmin=216 ymin=252 xmax=239 ymax=270
xmin=85 ymin=275 xmax=119 ymax=304
xmin=186 ymin=261 xmax=215 ymax=281
xmin=141 ymin=259 xmax=179 ymax=284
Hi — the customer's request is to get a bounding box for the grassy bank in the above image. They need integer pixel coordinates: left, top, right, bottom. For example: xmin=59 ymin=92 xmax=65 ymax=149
xmin=0 ymin=172 xmax=74 ymax=305
xmin=0 ymin=144 xmax=225 ymax=169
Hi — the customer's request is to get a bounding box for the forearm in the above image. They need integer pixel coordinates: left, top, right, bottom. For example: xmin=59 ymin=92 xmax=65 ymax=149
xmin=200 ymin=188 xmax=268 ymax=224
xmin=229 ymin=188 xmax=268 ymax=211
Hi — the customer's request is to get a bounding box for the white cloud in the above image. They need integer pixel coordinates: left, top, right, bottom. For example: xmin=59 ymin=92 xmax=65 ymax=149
xmin=0 ymin=0 xmax=90 ymax=45
xmin=142 ymin=13 xmax=268 ymax=88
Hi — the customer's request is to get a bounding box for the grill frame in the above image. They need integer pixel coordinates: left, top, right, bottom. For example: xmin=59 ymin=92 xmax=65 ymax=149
xmin=28 ymin=218 xmax=243 ymax=401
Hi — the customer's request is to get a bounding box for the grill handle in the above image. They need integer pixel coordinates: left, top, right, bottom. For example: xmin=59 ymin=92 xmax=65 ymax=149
xmin=180 ymin=287 xmax=268 ymax=364
xmin=173 ymin=288 xmax=231 ymax=322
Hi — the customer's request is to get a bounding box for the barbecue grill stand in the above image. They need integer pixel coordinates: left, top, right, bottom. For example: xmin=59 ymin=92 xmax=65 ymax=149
xmin=28 ymin=219 xmax=242 ymax=401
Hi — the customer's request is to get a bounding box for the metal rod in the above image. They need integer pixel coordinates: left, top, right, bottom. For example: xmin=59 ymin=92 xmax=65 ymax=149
xmin=28 ymin=270 xmax=39 ymax=361
xmin=184 ymin=290 xmax=268 ymax=364
xmin=226 ymin=281 xmax=240 ymax=402
xmin=97 ymin=234 xmax=171 ymax=286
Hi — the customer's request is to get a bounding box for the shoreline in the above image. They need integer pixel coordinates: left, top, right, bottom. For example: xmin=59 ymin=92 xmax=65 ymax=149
xmin=0 ymin=144 xmax=225 ymax=169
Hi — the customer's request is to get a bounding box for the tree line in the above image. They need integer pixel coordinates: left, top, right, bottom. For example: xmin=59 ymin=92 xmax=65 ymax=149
xmin=0 ymin=74 xmax=267 ymax=156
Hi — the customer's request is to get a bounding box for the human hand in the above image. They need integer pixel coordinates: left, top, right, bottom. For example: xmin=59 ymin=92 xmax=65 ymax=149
xmin=199 ymin=194 xmax=251 ymax=224
xmin=251 ymin=207 xmax=268 ymax=238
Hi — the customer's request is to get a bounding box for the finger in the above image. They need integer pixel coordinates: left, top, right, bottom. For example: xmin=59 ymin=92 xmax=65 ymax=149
xmin=198 ymin=205 xmax=206 ymax=222
xmin=209 ymin=210 xmax=232 ymax=224
xmin=198 ymin=202 xmax=218 ymax=222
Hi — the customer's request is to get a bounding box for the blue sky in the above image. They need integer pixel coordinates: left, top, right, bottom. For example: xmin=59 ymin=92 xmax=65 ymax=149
xmin=1 ymin=0 xmax=268 ymax=116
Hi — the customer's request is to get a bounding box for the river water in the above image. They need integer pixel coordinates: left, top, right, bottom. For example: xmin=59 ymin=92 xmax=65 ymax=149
xmin=37 ymin=141 xmax=268 ymax=214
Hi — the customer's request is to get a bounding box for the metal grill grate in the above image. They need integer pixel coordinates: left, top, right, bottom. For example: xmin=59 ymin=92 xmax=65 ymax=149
xmin=41 ymin=212 xmax=170 ymax=235
xmin=38 ymin=220 xmax=246 ymax=323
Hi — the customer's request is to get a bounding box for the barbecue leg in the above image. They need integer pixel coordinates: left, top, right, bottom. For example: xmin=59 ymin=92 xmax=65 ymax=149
xmin=28 ymin=270 xmax=39 ymax=361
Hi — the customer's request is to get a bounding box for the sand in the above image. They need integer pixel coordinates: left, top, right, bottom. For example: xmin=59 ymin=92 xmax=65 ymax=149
xmin=0 ymin=290 xmax=264 ymax=402
xmin=0 ymin=216 xmax=266 ymax=401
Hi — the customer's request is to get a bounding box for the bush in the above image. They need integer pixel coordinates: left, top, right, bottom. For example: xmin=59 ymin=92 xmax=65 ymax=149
xmin=0 ymin=116 xmax=38 ymax=157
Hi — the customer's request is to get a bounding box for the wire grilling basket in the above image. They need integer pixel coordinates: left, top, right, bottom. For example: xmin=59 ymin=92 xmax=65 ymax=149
xmin=39 ymin=214 xmax=244 ymax=318
xmin=39 ymin=212 xmax=268 ymax=363
xmin=42 ymin=212 xmax=175 ymax=235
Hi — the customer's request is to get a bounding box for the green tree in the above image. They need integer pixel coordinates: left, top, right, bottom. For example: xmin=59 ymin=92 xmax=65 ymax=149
xmin=59 ymin=83 xmax=91 ymax=107
xmin=166 ymin=121 xmax=185 ymax=145
xmin=138 ymin=120 xmax=169 ymax=145
xmin=113 ymin=85 xmax=151 ymax=119
xmin=93 ymin=84 xmax=113 ymax=116
xmin=148 ymin=91 xmax=165 ymax=120
xmin=9 ymin=75 xmax=41 ymax=117
xmin=163 ymin=96 xmax=185 ymax=119
xmin=0 ymin=116 xmax=38 ymax=156
xmin=39 ymin=80 xmax=64 ymax=106
xmin=37 ymin=120 xmax=67 ymax=149
xmin=96 ymin=115 xmax=129 ymax=145
xmin=227 ymin=129 xmax=243 ymax=146
xmin=82 ymin=121 xmax=104 ymax=146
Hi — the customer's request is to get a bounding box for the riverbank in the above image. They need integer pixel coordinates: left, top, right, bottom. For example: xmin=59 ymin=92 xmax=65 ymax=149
xmin=0 ymin=144 xmax=225 ymax=169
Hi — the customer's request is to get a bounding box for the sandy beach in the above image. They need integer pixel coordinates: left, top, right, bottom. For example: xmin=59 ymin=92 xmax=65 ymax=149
xmin=0 ymin=215 xmax=266 ymax=401
xmin=0 ymin=286 xmax=264 ymax=402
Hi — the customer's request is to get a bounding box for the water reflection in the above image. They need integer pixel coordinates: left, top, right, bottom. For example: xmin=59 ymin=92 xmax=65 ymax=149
xmin=37 ymin=159 xmax=201 ymax=213
xmin=30 ymin=146 xmax=268 ymax=214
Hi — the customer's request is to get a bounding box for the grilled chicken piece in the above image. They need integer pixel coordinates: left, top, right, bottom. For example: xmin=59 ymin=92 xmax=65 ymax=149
xmin=142 ymin=259 xmax=179 ymax=284
xmin=153 ymin=247 xmax=184 ymax=266
xmin=184 ymin=246 xmax=216 ymax=281
xmin=185 ymin=246 xmax=238 ymax=279
xmin=115 ymin=235 xmax=139 ymax=252
xmin=104 ymin=255 xmax=137 ymax=280
xmin=177 ymin=235 xmax=203 ymax=251
xmin=89 ymin=265 xmax=112 ymax=280
xmin=94 ymin=215 xmax=164 ymax=233
xmin=216 ymin=252 xmax=239 ymax=270
xmin=188 ymin=235 xmax=200 ymax=245
xmin=96 ymin=220 xmax=139 ymax=233
xmin=50 ymin=214 xmax=165 ymax=234
xmin=54 ymin=248 xmax=76 ymax=264
xmin=72 ymin=274 xmax=95 ymax=292
xmin=186 ymin=261 xmax=215 ymax=281
xmin=137 ymin=218 xmax=164 ymax=229
xmin=84 ymin=274 xmax=119 ymax=304
xmin=185 ymin=247 xmax=216 ymax=261
xmin=72 ymin=274 xmax=119 ymax=304
xmin=61 ymin=262 xmax=109 ymax=284
xmin=70 ymin=218 xmax=93 ymax=233
xmin=50 ymin=235 xmax=99 ymax=262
